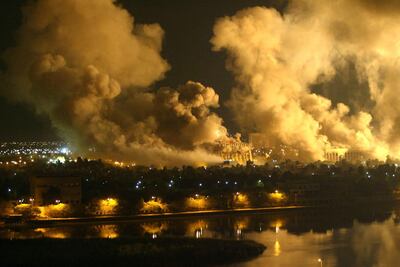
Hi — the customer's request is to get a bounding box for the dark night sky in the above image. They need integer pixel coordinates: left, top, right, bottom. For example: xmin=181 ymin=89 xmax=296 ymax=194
xmin=0 ymin=0 xmax=287 ymax=142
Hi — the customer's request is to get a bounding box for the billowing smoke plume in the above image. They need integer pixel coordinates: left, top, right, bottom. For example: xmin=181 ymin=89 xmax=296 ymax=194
xmin=1 ymin=0 xmax=226 ymax=166
xmin=211 ymin=0 xmax=400 ymax=161
xmin=5 ymin=0 xmax=400 ymax=165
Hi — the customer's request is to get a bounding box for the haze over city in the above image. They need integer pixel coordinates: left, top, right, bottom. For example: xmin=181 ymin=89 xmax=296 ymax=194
xmin=2 ymin=0 xmax=400 ymax=167
xmin=2 ymin=1 xmax=400 ymax=267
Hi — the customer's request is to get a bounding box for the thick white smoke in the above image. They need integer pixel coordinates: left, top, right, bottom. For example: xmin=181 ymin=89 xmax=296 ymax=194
xmin=5 ymin=0 xmax=400 ymax=165
xmin=1 ymin=0 xmax=226 ymax=166
xmin=211 ymin=0 xmax=400 ymax=161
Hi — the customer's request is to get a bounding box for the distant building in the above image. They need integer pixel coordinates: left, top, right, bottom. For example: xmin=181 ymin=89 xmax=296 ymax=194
xmin=324 ymin=147 xmax=347 ymax=163
xmin=215 ymin=137 xmax=252 ymax=165
xmin=249 ymin=133 xmax=302 ymax=163
xmin=324 ymin=147 xmax=366 ymax=163
xmin=30 ymin=176 xmax=81 ymax=206
xmin=287 ymin=181 xmax=320 ymax=204
xmin=344 ymin=150 xmax=365 ymax=163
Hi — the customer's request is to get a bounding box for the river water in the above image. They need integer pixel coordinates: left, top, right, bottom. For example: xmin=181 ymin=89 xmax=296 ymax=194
xmin=1 ymin=205 xmax=399 ymax=267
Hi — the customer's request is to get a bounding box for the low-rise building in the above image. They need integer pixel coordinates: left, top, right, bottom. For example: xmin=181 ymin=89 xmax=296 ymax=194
xmin=30 ymin=176 xmax=81 ymax=206
xmin=287 ymin=181 xmax=320 ymax=204
xmin=215 ymin=137 xmax=252 ymax=165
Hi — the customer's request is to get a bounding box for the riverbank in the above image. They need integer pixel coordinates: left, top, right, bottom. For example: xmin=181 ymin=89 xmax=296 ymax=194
xmin=3 ymin=198 xmax=397 ymax=228
xmin=0 ymin=237 xmax=266 ymax=266
xmin=25 ymin=205 xmax=314 ymax=227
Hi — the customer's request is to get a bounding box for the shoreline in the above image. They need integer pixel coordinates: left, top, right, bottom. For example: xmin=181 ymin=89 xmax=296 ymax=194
xmin=23 ymin=205 xmax=315 ymax=227
xmin=4 ymin=199 xmax=397 ymax=228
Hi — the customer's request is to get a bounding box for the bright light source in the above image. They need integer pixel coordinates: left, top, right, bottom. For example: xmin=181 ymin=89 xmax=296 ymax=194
xmin=60 ymin=147 xmax=70 ymax=154
xmin=233 ymin=192 xmax=249 ymax=207
xmin=195 ymin=229 xmax=202 ymax=239
xmin=99 ymin=198 xmax=118 ymax=214
xmin=141 ymin=198 xmax=168 ymax=213
xmin=270 ymin=191 xmax=285 ymax=202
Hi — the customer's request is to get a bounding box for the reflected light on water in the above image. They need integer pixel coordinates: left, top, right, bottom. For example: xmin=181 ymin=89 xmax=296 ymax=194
xmin=141 ymin=222 xmax=168 ymax=236
xmin=187 ymin=220 xmax=208 ymax=238
xmin=1 ymin=206 xmax=400 ymax=267
xmin=273 ymin=239 xmax=281 ymax=257
xmin=235 ymin=218 xmax=249 ymax=239
xmin=195 ymin=229 xmax=202 ymax=239
xmin=35 ymin=228 xmax=68 ymax=239
xmin=97 ymin=225 xmax=118 ymax=239
xmin=236 ymin=228 xmax=242 ymax=237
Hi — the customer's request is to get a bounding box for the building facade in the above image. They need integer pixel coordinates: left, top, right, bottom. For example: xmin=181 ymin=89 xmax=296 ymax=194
xmin=30 ymin=176 xmax=82 ymax=206
xmin=215 ymin=137 xmax=253 ymax=165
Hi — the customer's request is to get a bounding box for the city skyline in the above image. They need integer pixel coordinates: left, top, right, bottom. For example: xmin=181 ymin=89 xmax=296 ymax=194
xmin=2 ymin=2 xmax=400 ymax=266
xmin=1 ymin=0 xmax=400 ymax=166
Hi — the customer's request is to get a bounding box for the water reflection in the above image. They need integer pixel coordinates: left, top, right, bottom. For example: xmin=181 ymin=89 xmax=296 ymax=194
xmin=96 ymin=224 xmax=118 ymax=239
xmin=234 ymin=217 xmax=249 ymax=239
xmin=141 ymin=222 xmax=168 ymax=238
xmin=187 ymin=220 xmax=208 ymax=239
xmin=273 ymin=239 xmax=281 ymax=257
xmin=351 ymin=220 xmax=400 ymax=267
xmin=1 ymin=204 xmax=400 ymax=266
xmin=35 ymin=228 xmax=69 ymax=239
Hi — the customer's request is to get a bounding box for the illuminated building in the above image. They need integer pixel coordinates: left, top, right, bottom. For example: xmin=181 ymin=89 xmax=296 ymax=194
xmin=324 ymin=147 xmax=366 ymax=163
xmin=215 ymin=137 xmax=252 ymax=165
xmin=344 ymin=150 xmax=366 ymax=163
xmin=249 ymin=133 xmax=301 ymax=163
xmin=30 ymin=176 xmax=81 ymax=206
xmin=324 ymin=147 xmax=347 ymax=162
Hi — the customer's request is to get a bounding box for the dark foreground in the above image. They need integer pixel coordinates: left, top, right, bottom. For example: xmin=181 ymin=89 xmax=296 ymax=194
xmin=0 ymin=237 xmax=266 ymax=266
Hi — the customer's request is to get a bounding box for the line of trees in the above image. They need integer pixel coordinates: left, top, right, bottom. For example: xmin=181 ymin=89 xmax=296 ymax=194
xmin=0 ymin=158 xmax=399 ymax=216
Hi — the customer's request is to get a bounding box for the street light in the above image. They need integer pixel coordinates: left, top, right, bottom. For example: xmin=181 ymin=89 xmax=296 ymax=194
xmin=318 ymin=258 xmax=323 ymax=267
